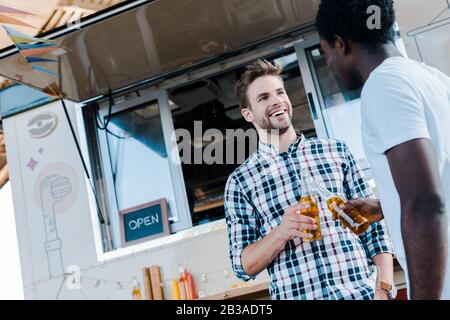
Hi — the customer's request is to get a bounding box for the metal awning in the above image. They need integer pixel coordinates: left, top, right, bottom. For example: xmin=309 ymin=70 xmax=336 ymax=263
xmin=0 ymin=0 xmax=318 ymax=103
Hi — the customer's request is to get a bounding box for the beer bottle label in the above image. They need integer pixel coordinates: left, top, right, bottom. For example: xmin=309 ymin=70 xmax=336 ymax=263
xmin=331 ymin=203 xmax=362 ymax=229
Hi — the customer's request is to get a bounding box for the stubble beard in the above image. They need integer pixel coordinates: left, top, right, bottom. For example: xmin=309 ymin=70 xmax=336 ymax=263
xmin=257 ymin=112 xmax=292 ymax=135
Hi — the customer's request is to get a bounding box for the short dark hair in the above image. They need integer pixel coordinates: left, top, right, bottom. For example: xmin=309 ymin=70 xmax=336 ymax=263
xmin=235 ymin=59 xmax=282 ymax=109
xmin=316 ymin=0 xmax=395 ymax=49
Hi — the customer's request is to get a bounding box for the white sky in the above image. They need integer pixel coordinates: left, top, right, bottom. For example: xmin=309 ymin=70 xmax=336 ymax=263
xmin=0 ymin=182 xmax=24 ymax=300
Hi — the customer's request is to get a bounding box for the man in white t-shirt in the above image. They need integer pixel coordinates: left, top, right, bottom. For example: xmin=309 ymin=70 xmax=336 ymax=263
xmin=316 ymin=0 xmax=450 ymax=299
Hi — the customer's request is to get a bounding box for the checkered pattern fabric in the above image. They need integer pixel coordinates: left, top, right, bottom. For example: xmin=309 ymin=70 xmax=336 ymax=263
xmin=224 ymin=133 xmax=393 ymax=300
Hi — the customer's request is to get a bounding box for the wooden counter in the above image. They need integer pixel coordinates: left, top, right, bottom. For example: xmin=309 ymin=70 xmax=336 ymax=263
xmin=197 ymin=282 xmax=270 ymax=300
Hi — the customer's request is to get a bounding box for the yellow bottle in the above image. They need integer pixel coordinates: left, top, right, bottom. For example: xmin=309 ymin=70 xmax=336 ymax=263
xmin=299 ymin=171 xmax=322 ymax=241
xmin=171 ymin=279 xmax=181 ymax=300
xmin=131 ymin=278 xmax=142 ymax=300
xmin=299 ymin=195 xmax=322 ymax=240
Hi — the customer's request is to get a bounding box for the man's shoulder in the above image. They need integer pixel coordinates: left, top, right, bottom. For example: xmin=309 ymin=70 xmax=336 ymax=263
xmin=360 ymin=58 xmax=418 ymax=121
xmin=363 ymin=57 xmax=422 ymax=93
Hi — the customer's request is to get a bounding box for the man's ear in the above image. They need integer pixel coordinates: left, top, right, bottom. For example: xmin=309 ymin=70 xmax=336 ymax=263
xmin=241 ymin=107 xmax=254 ymax=123
xmin=334 ymin=35 xmax=350 ymax=55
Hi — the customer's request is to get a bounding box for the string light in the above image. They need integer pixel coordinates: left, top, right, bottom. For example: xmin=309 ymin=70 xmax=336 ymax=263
xmin=77 ymin=267 xmax=235 ymax=290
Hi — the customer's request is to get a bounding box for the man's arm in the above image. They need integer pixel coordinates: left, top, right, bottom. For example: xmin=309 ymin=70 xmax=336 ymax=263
xmin=386 ymin=138 xmax=447 ymax=300
xmin=241 ymin=205 xmax=317 ymax=276
xmin=241 ymin=229 xmax=286 ymax=276
xmin=372 ymin=253 xmax=394 ymax=300
xmin=341 ymin=140 xmax=395 ymax=299
xmin=225 ymin=176 xmax=316 ymax=280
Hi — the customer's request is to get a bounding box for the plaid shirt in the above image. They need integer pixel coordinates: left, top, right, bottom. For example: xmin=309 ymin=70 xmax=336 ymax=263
xmin=224 ymin=133 xmax=393 ymax=300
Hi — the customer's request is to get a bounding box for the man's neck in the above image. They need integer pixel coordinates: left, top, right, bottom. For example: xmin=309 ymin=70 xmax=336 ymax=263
xmin=354 ymin=42 xmax=403 ymax=82
xmin=258 ymin=126 xmax=298 ymax=153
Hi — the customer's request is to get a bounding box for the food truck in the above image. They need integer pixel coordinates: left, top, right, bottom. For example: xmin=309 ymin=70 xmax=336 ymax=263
xmin=0 ymin=0 xmax=448 ymax=299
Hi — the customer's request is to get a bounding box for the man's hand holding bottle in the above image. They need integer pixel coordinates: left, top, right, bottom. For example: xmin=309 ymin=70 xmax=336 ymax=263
xmin=275 ymin=204 xmax=318 ymax=242
xmin=338 ymin=198 xmax=384 ymax=225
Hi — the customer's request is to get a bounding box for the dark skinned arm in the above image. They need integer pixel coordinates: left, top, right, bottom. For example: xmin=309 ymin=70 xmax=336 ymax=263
xmin=386 ymin=138 xmax=447 ymax=300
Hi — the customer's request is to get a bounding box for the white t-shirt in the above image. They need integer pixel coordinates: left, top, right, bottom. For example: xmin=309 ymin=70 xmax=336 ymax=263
xmin=361 ymin=56 xmax=450 ymax=299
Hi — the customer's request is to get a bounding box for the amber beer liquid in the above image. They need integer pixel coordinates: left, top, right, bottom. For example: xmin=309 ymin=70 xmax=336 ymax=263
xmin=299 ymin=195 xmax=322 ymax=241
xmin=299 ymin=170 xmax=322 ymax=241
xmin=312 ymin=181 xmax=370 ymax=235
xmin=325 ymin=196 xmax=370 ymax=235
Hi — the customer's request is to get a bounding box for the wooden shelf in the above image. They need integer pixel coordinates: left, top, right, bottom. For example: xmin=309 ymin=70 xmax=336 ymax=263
xmin=197 ymin=282 xmax=270 ymax=300
xmin=193 ymin=199 xmax=224 ymax=213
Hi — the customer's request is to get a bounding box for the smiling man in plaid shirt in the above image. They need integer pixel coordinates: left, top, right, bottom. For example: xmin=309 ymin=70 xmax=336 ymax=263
xmin=224 ymin=59 xmax=394 ymax=300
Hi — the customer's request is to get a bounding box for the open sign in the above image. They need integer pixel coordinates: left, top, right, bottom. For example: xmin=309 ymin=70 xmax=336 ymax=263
xmin=128 ymin=215 xmax=160 ymax=230
xmin=119 ymin=198 xmax=170 ymax=247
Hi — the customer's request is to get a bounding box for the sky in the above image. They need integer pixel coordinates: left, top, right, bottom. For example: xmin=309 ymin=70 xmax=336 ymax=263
xmin=0 ymin=182 xmax=24 ymax=300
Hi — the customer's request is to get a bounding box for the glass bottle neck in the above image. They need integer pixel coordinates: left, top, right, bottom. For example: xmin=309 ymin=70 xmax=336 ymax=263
xmin=310 ymin=181 xmax=333 ymax=200
xmin=301 ymin=172 xmax=311 ymax=194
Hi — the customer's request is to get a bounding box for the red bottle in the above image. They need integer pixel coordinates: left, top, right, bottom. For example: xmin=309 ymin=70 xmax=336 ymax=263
xmin=185 ymin=270 xmax=197 ymax=300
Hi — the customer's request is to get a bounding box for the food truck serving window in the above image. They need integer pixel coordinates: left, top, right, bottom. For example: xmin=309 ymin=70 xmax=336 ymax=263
xmin=82 ymin=91 xmax=191 ymax=253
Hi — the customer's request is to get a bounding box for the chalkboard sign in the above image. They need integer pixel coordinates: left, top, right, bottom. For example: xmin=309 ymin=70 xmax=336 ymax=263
xmin=119 ymin=198 xmax=170 ymax=247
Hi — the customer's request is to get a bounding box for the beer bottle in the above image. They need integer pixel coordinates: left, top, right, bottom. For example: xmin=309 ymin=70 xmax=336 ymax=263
xmin=299 ymin=171 xmax=322 ymax=241
xmin=131 ymin=277 xmax=142 ymax=300
xmin=311 ymin=180 xmax=370 ymax=235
